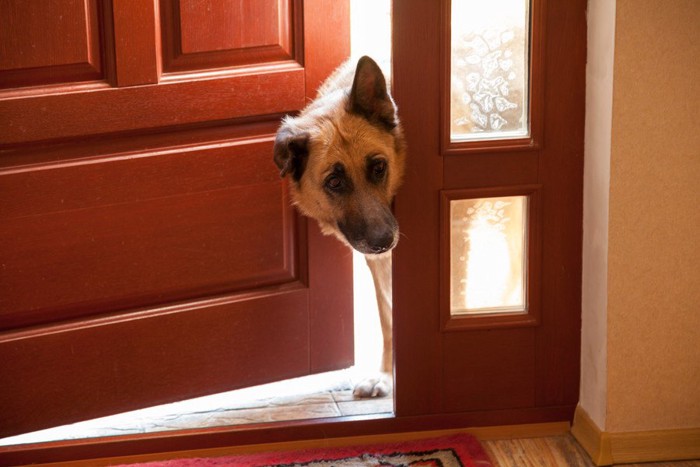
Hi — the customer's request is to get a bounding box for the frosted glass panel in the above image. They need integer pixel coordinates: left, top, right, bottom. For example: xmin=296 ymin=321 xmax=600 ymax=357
xmin=450 ymin=196 xmax=527 ymax=314
xmin=450 ymin=0 xmax=530 ymax=141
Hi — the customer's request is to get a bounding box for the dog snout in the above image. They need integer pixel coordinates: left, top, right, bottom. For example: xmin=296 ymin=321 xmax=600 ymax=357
xmin=338 ymin=207 xmax=398 ymax=255
xmin=365 ymin=225 xmax=397 ymax=254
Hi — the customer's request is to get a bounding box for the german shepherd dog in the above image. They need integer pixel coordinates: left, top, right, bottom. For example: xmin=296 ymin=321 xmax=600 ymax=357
xmin=274 ymin=56 xmax=405 ymax=397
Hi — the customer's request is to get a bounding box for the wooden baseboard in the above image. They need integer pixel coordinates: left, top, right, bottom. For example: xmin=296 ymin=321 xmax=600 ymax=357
xmin=571 ymin=405 xmax=614 ymax=465
xmin=572 ymin=405 xmax=700 ymax=466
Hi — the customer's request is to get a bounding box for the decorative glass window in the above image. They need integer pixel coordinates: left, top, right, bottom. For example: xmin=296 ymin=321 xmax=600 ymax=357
xmin=450 ymin=195 xmax=528 ymax=314
xmin=450 ymin=0 xmax=530 ymax=141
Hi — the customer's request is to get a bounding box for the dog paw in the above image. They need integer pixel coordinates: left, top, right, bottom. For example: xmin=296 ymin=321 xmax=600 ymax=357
xmin=352 ymin=374 xmax=392 ymax=398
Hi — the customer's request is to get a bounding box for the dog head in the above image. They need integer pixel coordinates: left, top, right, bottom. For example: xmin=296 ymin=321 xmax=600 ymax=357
xmin=274 ymin=56 xmax=406 ymax=255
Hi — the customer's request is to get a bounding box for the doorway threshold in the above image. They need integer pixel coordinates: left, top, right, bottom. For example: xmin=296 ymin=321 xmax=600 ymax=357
xmin=0 ymin=368 xmax=393 ymax=447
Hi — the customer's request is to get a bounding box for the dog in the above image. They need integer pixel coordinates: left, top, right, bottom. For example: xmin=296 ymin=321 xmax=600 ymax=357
xmin=273 ymin=56 xmax=406 ymax=397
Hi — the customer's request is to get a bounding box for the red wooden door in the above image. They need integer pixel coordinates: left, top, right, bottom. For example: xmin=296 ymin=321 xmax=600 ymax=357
xmin=0 ymin=0 xmax=352 ymax=438
xmin=392 ymin=0 xmax=586 ymax=424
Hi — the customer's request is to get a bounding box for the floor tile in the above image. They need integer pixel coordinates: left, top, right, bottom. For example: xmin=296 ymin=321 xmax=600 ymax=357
xmin=337 ymin=398 xmax=393 ymax=416
xmin=0 ymin=370 xmax=390 ymax=446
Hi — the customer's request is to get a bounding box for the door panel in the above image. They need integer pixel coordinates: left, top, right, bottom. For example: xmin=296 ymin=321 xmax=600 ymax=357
xmin=0 ymin=0 xmax=352 ymax=438
xmin=392 ymin=0 xmax=585 ymax=423
xmin=443 ymin=152 xmax=539 ymax=189
xmin=0 ymin=0 xmax=104 ymax=89
xmin=2 ymin=288 xmax=311 ymax=437
xmin=443 ymin=329 xmax=536 ymax=412
xmin=161 ymin=0 xmax=296 ymax=72
xmin=0 ymin=70 xmax=305 ymax=144
xmin=1 ymin=140 xmax=295 ymax=329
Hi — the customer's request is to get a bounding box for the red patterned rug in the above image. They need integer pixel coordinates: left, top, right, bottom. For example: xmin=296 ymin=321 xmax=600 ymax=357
xmin=121 ymin=433 xmax=493 ymax=466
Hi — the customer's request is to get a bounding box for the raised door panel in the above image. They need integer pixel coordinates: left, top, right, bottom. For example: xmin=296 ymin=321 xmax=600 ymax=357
xmin=180 ymin=0 xmax=281 ymax=52
xmin=0 ymin=0 xmax=105 ymax=88
xmin=2 ymin=288 xmax=312 ymax=438
xmin=0 ymin=138 xmax=298 ymax=330
xmin=161 ymin=0 xmax=297 ymax=73
xmin=442 ymin=329 xmax=536 ymax=412
xmin=0 ymin=70 xmax=304 ymax=144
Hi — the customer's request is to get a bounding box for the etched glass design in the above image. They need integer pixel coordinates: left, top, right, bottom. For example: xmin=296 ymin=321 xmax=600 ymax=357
xmin=450 ymin=196 xmax=527 ymax=314
xmin=450 ymin=0 xmax=530 ymax=141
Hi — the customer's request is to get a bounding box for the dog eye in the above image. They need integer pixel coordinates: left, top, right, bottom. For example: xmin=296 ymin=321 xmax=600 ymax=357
xmin=325 ymin=174 xmax=343 ymax=191
xmin=372 ymin=160 xmax=387 ymax=179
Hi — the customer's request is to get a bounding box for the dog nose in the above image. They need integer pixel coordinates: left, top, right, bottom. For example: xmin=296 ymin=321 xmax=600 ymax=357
xmin=337 ymin=208 xmax=398 ymax=255
xmin=366 ymin=229 xmax=396 ymax=254
xmin=369 ymin=244 xmax=389 ymax=254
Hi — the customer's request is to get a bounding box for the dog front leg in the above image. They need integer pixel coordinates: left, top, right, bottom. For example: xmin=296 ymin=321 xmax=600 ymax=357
xmin=353 ymin=253 xmax=392 ymax=398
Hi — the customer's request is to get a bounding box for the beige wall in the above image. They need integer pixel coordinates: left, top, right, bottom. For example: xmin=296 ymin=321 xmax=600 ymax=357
xmin=582 ymin=0 xmax=700 ymax=433
xmin=581 ymin=0 xmax=615 ymax=431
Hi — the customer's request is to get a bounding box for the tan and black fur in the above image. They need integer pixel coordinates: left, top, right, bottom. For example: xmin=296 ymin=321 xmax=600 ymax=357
xmin=274 ymin=56 xmax=405 ymax=397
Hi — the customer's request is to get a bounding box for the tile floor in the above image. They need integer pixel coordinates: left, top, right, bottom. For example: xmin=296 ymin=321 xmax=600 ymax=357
xmin=0 ymin=369 xmax=393 ymax=446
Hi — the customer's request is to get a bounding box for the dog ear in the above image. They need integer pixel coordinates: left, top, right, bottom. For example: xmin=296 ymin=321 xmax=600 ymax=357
xmin=348 ymin=56 xmax=397 ymax=129
xmin=273 ymin=126 xmax=310 ymax=181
